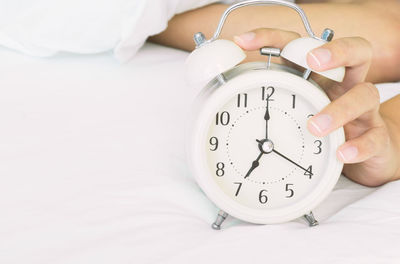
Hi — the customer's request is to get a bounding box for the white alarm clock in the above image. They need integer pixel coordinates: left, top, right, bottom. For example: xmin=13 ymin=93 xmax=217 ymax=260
xmin=186 ymin=0 xmax=345 ymax=229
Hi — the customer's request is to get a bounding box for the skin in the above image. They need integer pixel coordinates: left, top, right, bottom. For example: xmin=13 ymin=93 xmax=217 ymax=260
xmin=150 ymin=0 xmax=400 ymax=83
xmin=150 ymin=0 xmax=400 ymax=186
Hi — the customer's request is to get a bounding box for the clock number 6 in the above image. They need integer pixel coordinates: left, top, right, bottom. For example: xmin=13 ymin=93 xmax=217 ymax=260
xmin=216 ymin=162 xmax=225 ymax=177
xmin=259 ymin=189 xmax=268 ymax=204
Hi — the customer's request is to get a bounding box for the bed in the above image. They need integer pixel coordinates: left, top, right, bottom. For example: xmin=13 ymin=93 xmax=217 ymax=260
xmin=1 ymin=42 xmax=399 ymax=264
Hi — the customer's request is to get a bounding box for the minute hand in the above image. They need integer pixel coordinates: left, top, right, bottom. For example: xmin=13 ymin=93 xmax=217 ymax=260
xmin=264 ymin=99 xmax=270 ymax=139
xmin=272 ymin=149 xmax=313 ymax=176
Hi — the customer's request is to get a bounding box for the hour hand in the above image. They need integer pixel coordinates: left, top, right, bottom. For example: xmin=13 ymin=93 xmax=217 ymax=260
xmin=244 ymin=152 xmax=263 ymax=179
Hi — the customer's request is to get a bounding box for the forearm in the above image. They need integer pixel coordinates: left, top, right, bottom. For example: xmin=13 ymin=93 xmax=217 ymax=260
xmin=150 ymin=0 xmax=400 ymax=83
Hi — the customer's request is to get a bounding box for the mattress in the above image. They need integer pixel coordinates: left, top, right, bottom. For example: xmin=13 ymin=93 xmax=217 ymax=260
xmin=0 ymin=43 xmax=399 ymax=264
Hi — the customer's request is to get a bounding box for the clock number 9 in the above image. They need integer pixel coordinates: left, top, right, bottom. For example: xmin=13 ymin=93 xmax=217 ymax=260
xmin=262 ymin=86 xmax=275 ymax=101
xmin=209 ymin=137 xmax=218 ymax=151
xmin=259 ymin=189 xmax=268 ymax=204
xmin=216 ymin=162 xmax=225 ymax=177
xmin=216 ymin=111 xmax=230 ymax=126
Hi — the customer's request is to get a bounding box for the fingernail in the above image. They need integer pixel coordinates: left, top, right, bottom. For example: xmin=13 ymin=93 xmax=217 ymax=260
xmin=308 ymin=114 xmax=332 ymax=135
xmin=234 ymin=32 xmax=256 ymax=45
xmin=338 ymin=146 xmax=358 ymax=162
xmin=308 ymin=48 xmax=331 ymax=69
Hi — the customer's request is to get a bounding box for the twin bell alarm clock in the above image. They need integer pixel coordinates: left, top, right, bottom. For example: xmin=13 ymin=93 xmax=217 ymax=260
xmin=185 ymin=0 xmax=345 ymax=230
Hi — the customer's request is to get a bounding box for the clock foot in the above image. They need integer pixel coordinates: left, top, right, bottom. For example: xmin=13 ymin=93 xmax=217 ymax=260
xmin=211 ymin=210 xmax=228 ymax=230
xmin=304 ymin=211 xmax=319 ymax=227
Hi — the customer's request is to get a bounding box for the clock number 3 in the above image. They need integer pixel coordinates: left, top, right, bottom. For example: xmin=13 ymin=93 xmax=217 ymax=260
xmin=314 ymin=140 xmax=322 ymax=154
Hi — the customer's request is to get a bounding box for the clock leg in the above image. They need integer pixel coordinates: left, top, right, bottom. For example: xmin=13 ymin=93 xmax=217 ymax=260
xmin=211 ymin=210 xmax=228 ymax=230
xmin=303 ymin=211 xmax=319 ymax=227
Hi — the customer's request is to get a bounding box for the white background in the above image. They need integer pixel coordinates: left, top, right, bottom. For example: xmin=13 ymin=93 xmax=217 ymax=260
xmin=0 ymin=43 xmax=399 ymax=263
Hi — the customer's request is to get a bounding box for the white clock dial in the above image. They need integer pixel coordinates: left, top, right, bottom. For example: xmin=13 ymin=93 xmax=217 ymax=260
xmin=206 ymin=84 xmax=329 ymax=210
xmin=189 ymin=66 xmax=344 ymax=224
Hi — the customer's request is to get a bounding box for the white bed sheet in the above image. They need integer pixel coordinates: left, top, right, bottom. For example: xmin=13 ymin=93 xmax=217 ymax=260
xmin=0 ymin=43 xmax=399 ymax=264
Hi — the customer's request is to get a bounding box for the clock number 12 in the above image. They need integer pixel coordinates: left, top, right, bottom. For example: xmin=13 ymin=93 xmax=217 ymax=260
xmin=262 ymin=86 xmax=275 ymax=101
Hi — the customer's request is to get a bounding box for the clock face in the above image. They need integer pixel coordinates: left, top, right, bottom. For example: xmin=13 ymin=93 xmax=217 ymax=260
xmin=206 ymin=84 xmax=329 ymax=210
xmin=190 ymin=67 xmax=344 ymax=223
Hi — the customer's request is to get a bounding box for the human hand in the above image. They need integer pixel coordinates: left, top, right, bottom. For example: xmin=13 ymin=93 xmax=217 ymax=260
xmin=234 ymin=29 xmax=400 ymax=186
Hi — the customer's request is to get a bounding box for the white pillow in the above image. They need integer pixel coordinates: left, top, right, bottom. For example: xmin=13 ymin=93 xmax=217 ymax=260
xmin=115 ymin=0 xmax=221 ymax=62
xmin=0 ymin=0 xmax=219 ymax=62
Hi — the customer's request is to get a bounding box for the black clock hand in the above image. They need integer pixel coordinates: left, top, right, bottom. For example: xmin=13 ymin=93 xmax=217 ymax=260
xmin=272 ymin=149 xmax=313 ymax=176
xmin=244 ymin=152 xmax=264 ymax=179
xmin=264 ymin=98 xmax=270 ymax=139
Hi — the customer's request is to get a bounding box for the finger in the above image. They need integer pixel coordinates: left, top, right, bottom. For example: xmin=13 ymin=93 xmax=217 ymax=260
xmin=336 ymin=126 xmax=389 ymax=163
xmin=307 ymin=82 xmax=381 ymax=137
xmin=307 ymin=37 xmax=372 ymax=71
xmin=306 ymin=37 xmax=372 ymax=86
xmin=234 ymin=28 xmax=300 ymax=51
